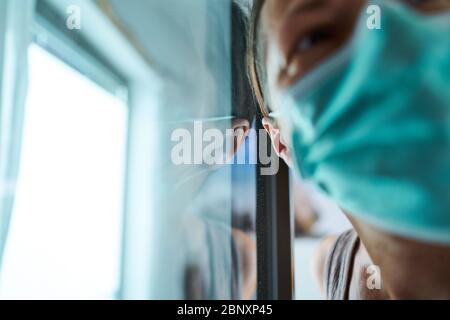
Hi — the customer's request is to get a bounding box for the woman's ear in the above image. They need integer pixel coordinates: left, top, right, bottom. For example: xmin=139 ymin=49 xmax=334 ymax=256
xmin=261 ymin=117 xmax=287 ymax=157
xmin=229 ymin=118 xmax=250 ymax=156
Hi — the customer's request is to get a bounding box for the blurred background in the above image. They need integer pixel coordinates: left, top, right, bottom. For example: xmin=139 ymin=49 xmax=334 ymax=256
xmin=0 ymin=0 xmax=350 ymax=300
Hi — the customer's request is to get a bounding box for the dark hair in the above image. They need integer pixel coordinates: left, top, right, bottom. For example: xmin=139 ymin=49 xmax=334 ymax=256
xmin=247 ymin=0 xmax=269 ymax=117
xmin=231 ymin=1 xmax=257 ymax=122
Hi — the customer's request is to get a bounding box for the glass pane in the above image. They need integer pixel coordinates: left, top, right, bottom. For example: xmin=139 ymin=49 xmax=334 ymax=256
xmin=231 ymin=134 xmax=257 ymax=300
xmin=0 ymin=44 xmax=128 ymax=299
xmin=105 ymin=0 xmax=258 ymax=299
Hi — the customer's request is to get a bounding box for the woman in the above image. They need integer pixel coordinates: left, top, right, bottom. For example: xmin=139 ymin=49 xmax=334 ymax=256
xmin=247 ymin=0 xmax=450 ymax=299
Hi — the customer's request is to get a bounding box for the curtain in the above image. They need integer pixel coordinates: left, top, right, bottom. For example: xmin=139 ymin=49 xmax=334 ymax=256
xmin=0 ymin=0 xmax=36 ymax=271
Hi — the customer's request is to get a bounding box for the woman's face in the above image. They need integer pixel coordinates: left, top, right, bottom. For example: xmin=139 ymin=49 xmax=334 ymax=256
xmin=260 ymin=0 xmax=450 ymax=106
xmin=257 ymin=0 xmax=450 ymax=165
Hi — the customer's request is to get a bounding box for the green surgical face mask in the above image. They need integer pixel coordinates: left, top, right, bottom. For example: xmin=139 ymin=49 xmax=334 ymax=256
xmin=278 ymin=0 xmax=450 ymax=244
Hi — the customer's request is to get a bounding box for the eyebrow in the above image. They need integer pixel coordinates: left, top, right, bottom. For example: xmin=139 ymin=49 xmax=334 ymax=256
xmin=287 ymin=0 xmax=328 ymax=17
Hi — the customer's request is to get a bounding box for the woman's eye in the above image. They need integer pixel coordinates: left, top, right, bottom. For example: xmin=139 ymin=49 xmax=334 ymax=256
xmin=297 ymin=30 xmax=330 ymax=53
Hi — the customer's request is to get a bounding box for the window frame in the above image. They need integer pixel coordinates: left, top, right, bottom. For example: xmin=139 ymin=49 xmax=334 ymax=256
xmin=32 ymin=0 xmax=128 ymax=101
xmin=255 ymin=121 xmax=295 ymax=300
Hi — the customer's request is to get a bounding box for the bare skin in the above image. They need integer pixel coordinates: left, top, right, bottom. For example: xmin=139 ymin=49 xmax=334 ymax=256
xmin=256 ymin=0 xmax=450 ymax=299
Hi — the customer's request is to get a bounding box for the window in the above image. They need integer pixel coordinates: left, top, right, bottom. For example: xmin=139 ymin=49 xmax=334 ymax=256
xmin=0 ymin=44 xmax=128 ymax=299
